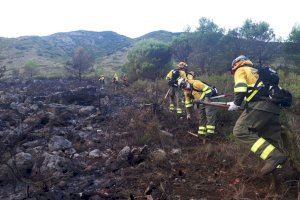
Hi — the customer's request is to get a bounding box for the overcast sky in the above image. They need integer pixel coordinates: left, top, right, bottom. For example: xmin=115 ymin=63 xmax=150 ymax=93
xmin=0 ymin=0 xmax=299 ymax=39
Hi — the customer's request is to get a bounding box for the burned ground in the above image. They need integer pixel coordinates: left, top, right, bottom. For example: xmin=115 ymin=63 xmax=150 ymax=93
xmin=0 ymin=79 xmax=299 ymax=200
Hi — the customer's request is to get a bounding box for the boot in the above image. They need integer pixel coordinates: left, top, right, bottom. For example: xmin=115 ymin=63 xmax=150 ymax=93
xmin=260 ymin=155 xmax=287 ymax=176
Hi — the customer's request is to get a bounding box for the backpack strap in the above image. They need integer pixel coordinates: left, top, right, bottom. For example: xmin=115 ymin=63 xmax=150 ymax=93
xmin=245 ymin=78 xmax=264 ymax=103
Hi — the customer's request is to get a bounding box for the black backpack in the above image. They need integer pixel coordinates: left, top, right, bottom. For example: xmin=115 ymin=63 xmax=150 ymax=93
xmin=255 ymin=66 xmax=292 ymax=107
xmin=168 ymin=69 xmax=180 ymax=86
xmin=256 ymin=66 xmax=279 ymax=86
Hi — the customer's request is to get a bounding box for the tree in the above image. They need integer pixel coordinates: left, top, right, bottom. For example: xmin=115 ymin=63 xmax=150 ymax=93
xmin=239 ymin=19 xmax=277 ymax=65
xmin=240 ymin=19 xmax=275 ymax=42
xmin=288 ymin=24 xmax=300 ymax=43
xmin=197 ymin=17 xmax=224 ymax=34
xmin=285 ymin=25 xmax=300 ymax=68
xmin=187 ymin=18 xmax=224 ymax=73
xmin=171 ymin=34 xmax=191 ymax=62
xmin=65 ymin=47 xmax=94 ymax=81
xmin=125 ymin=40 xmax=172 ymax=80
xmin=24 ymin=60 xmax=40 ymax=79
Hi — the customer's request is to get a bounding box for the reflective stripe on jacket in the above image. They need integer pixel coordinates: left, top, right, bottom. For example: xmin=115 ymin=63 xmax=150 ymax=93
xmin=183 ymin=79 xmax=212 ymax=107
xmin=233 ymin=66 xmax=260 ymax=106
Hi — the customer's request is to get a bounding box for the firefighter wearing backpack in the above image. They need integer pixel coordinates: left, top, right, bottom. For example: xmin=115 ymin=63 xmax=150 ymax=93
xmin=178 ymin=78 xmax=218 ymax=136
xmin=227 ymin=55 xmax=288 ymax=176
xmin=165 ymin=62 xmax=188 ymax=114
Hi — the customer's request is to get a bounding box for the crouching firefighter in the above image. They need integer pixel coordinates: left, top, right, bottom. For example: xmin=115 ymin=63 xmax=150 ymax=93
xmin=165 ymin=62 xmax=188 ymax=115
xmin=227 ymin=55 xmax=292 ymax=176
xmin=177 ymin=77 xmax=218 ymax=137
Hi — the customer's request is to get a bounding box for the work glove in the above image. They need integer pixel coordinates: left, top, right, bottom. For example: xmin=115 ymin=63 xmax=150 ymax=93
xmin=227 ymin=102 xmax=239 ymax=111
xmin=186 ymin=113 xmax=191 ymax=120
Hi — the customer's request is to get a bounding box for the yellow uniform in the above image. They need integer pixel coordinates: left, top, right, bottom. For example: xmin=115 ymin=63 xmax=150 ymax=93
xmin=232 ymin=64 xmax=285 ymax=175
xmin=165 ymin=69 xmax=187 ymax=114
xmin=113 ymin=74 xmax=119 ymax=82
xmin=184 ymin=79 xmax=217 ymax=135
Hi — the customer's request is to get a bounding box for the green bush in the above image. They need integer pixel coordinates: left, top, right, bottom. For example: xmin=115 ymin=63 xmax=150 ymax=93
xmin=125 ymin=39 xmax=172 ymax=81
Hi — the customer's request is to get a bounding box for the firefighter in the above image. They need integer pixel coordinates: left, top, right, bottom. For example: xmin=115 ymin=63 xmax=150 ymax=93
xmin=165 ymin=62 xmax=188 ymax=115
xmin=227 ymin=55 xmax=287 ymax=176
xmin=121 ymin=73 xmax=129 ymax=87
xmin=187 ymin=71 xmax=195 ymax=80
xmin=177 ymin=77 xmax=218 ymax=136
xmin=99 ymin=75 xmax=105 ymax=84
xmin=112 ymin=73 xmax=119 ymax=90
xmin=112 ymin=73 xmax=119 ymax=83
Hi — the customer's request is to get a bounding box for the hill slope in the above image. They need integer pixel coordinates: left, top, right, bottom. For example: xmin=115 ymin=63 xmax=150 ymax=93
xmin=0 ymin=30 xmax=180 ymax=77
xmin=0 ymin=31 xmax=134 ymax=77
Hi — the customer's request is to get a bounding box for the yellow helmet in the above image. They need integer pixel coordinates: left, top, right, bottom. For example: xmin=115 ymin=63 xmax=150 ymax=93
xmin=231 ymin=55 xmax=253 ymax=74
xmin=178 ymin=61 xmax=188 ymax=69
xmin=187 ymin=71 xmax=195 ymax=80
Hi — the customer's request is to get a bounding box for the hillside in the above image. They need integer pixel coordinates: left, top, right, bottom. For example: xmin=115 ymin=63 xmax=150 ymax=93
xmin=0 ymin=31 xmax=134 ymax=77
xmin=0 ymin=30 xmax=180 ymax=77
xmin=136 ymin=30 xmax=180 ymax=43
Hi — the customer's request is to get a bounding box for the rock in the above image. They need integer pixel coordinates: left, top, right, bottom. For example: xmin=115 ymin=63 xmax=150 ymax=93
xmin=40 ymin=152 xmax=71 ymax=175
xmin=100 ymin=152 xmax=109 ymax=159
xmin=83 ymin=126 xmax=93 ymax=131
xmin=22 ymin=140 xmax=45 ymax=149
xmin=117 ymin=146 xmax=131 ymax=161
xmin=79 ymin=106 xmax=95 ymax=115
xmin=128 ymin=145 xmax=149 ymax=165
xmin=9 ymin=152 xmax=34 ymax=177
xmin=171 ymin=148 xmax=181 ymax=155
xmin=16 ymin=103 xmax=31 ymax=115
xmin=73 ymin=153 xmax=80 ymax=159
xmin=0 ymin=164 xmax=12 ymax=184
xmin=64 ymin=148 xmax=76 ymax=156
xmin=150 ymin=149 xmax=167 ymax=163
xmin=48 ymin=135 xmax=72 ymax=152
xmin=47 ymin=86 xmax=97 ymax=105
xmin=30 ymin=104 xmax=39 ymax=111
xmin=89 ymin=149 xmax=101 ymax=158
xmin=100 ymin=96 xmax=110 ymax=106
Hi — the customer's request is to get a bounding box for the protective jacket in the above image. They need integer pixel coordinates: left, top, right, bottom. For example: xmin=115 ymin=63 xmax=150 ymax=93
xmin=233 ymin=66 xmax=280 ymax=114
xmin=99 ymin=76 xmax=105 ymax=81
xmin=183 ymin=79 xmax=217 ymax=135
xmin=113 ymin=74 xmax=119 ymax=82
xmin=166 ymin=69 xmax=187 ymax=87
xmin=184 ymin=79 xmax=214 ymax=107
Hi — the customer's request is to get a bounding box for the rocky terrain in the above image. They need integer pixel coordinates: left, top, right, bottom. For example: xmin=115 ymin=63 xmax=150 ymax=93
xmin=0 ymin=79 xmax=299 ymax=200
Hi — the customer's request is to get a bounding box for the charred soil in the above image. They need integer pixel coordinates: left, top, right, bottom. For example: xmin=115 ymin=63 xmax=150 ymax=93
xmin=0 ymin=79 xmax=299 ymax=200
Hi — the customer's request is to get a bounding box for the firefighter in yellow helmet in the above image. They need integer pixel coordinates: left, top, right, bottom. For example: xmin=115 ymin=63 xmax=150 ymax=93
xmin=187 ymin=71 xmax=195 ymax=80
xmin=112 ymin=73 xmax=119 ymax=83
xmin=227 ymin=55 xmax=287 ymax=176
xmin=112 ymin=73 xmax=119 ymax=90
xmin=178 ymin=77 xmax=218 ymax=136
xmin=99 ymin=75 xmax=105 ymax=84
xmin=121 ymin=73 xmax=129 ymax=87
xmin=165 ymin=61 xmax=188 ymax=115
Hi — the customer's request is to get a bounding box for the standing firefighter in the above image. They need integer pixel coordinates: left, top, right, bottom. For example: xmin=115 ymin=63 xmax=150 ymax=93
xmin=227 ymin=55 xmax=292 ymax=176
xmin=121 ymin=73 xmax=129 ymax=87
xmin=99 ymin=75 xmax=105 ymax=84
xmin=165 ymin=62 xmax=188 ymax=115
xmin=112 ymin=73 xmax=119 ymax=83
xmin=178 ymin=78 xmax=218 ymax=136
xmin=112 ymin=73 xmax=119 ymax=90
